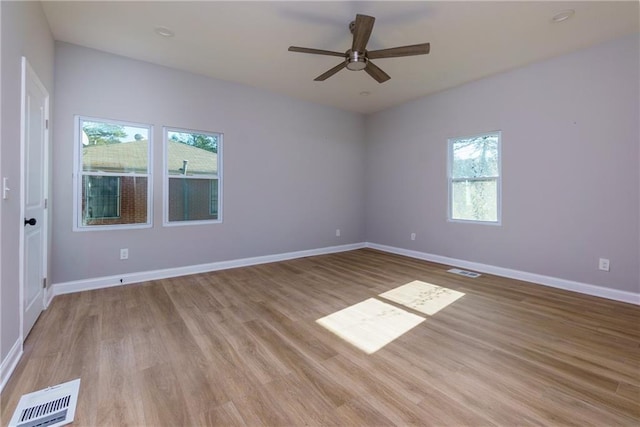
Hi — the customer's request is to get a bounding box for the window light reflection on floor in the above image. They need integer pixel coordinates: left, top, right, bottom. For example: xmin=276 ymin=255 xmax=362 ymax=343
xmin=379 ymin=280 xmax=465 ymax=316
xmin=316 ymin=281 xmax=465 ymax=354
xmin=316 ymin=298 xmax=424 ymax=354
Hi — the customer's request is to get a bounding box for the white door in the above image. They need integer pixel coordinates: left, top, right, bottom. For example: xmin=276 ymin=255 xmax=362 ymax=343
xmin=21 ymin=57 xmax=49 ymax=338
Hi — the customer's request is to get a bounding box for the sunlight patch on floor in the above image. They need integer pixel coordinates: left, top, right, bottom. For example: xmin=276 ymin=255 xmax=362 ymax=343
xmin=316 ymin=298 xmax=425 ymax=354
xmin=379 ymin=280 xmax=465 ymax=316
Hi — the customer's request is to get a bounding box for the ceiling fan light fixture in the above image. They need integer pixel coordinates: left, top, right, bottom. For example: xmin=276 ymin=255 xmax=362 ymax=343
xmin=346 ymin=50 xmax=367 ymax=71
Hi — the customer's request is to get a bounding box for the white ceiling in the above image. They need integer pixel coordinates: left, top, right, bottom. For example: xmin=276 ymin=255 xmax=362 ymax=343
xmin=41 ymin=1 xmax=639 ymax=114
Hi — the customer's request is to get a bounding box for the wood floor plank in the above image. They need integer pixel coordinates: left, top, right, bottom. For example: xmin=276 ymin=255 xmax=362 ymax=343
xmin=243 ymin=319 xmax=355 ymax=408
xmin=335 ymin=396 xmax=397 ymax=426
xmin=138 ymin=362 xmax=194 ymax=427
xmin=416 ymin=385 xmax=498 ymax=427
xmin=95 ymin=336 xmax=144 ymax=426
xmin=258 ymin=373 xmax=343 ymax=426
xmin=1 ymin=248 xmax=638 ymax=426
xmin=197 ymin=401 xmax=248 ymax=427
xmin=617 ymin=382 xmax=640 ymax=401
xmin=231 ymin=377 xmax=305 ymax=427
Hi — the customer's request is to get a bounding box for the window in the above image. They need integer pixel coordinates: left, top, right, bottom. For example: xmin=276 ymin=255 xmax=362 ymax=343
xmin=448 ymin=131 xmax=501 ymax=224
xmin=74 ymin=116 xmax=152 ymax=230
xmin=164 ymin=128 xmax=222 ymax=225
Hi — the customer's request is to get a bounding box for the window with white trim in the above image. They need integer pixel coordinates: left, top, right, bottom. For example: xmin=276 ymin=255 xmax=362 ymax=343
xmin=448 ymin=131 xmax=501 ymax=224
xmin=164 ymin=128 xmax=222 ymax=225
xmin=74 ymin=116 xmax=152 ymax=230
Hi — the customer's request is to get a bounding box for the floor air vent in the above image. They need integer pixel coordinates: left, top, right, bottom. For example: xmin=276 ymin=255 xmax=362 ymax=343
xmin=9 ymin=378 xmax=80 ymax=427
xmin=447 ymin=268 xmax=481 ymax=278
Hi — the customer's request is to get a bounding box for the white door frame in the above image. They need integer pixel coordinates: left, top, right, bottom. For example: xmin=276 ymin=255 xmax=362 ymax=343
xmin=19 ymin=56 xmax=50 ymax=342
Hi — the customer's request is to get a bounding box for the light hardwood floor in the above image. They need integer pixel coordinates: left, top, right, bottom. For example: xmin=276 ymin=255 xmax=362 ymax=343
xmin=1 ymin=249 xmax=639 ymax=426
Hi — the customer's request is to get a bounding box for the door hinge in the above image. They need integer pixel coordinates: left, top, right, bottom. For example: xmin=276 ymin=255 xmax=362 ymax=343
xmin=43 ymin=277 xmax=47 ymax=288
xmin=45 ymin=119 xmax=49 ymax=130
xmin=44 ymin=198 xmax=48 ymax=209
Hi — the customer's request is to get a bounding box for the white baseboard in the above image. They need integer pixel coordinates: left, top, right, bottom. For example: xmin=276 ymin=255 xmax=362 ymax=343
xmin=44 ymin=286 xmax=54 ymax=308
xmin=51 ymin=241 xmax=638 ymax=306
xmin=52 ymin=242 xmax=366 ymax=297
xmin=365 ymin=242 xmax=640 ymax=305
xmin=0 ymin=338 xmax=23 ymax=394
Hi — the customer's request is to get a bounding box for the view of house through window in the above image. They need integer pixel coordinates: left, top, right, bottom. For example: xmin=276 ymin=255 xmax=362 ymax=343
xmin=76 ymin=117 xmax=151 ymax=229
xmin=165 ymin=128 xmax=221 ymax=224
xmin=448 ymin=131 xmax=501 ymax=223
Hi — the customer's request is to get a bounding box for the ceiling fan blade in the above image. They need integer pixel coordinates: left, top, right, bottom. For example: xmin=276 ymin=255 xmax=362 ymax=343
xmin=364 ymin=61 xmax=391 ymax=83
xmin=351 ymin=14 xmax=375 ymax=53
xmin=314 ymin=62 xmax=347 ymax=81
xmin=288 ymin=46 xmax=345 ymax=57
xmin=368 ymin=43 xmax=431 ymax=59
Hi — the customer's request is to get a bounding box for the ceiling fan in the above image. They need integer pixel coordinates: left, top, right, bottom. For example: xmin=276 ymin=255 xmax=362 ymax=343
xmin=288 ymin=14 xmax=430 ymax=83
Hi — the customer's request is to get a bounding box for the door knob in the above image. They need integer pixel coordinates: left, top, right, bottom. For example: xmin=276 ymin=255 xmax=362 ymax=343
xmin=24 ymin=218 xmax=37 ymax=226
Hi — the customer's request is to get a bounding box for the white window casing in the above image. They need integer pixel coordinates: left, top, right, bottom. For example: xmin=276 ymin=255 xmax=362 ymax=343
xmin=73 ymin=116 xmax=153 ymax=231
xmin=447 ymin=131 xmax=502 ymax=225
xmin=163 ymin=126 xmax=222 ymax=226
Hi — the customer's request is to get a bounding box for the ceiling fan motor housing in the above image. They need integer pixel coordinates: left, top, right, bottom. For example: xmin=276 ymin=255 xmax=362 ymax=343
xmin=346 ymin=50 xmax=367 ymax=71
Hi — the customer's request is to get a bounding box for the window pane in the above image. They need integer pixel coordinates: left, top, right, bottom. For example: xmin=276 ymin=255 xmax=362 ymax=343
xmin=81 ymin=120 xmax=149 ymax=173
xmin=167 ymin=131 xmax=218 ymax=177
xmin=168 ymin=178 xmax=219 ymax=222
xmin=82 ymin=176 xmax=148 ymax=226
xmin=451 ymin=179 xmax=498 ymax=222
xmin=451 ymin=134 xmax=499 ymax=179
xmin=210 ymin=179 xmax=219 ymax=216
xmin=84 ymin=176 xmax=120 ymax=219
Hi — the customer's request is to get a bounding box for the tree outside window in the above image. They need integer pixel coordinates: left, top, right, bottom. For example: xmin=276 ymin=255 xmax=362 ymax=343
xmin=448 ymin=132 xmax=501 ymax=224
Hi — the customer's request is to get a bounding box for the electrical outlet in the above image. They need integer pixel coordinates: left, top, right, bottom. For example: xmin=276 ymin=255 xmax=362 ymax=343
xmin=120 ymin=248 xmax=129 ymax=260
xmin=598 ymin=258 xmax=610 ymax=272
xmin=410 ymin=232 xmax=416 ymax=241
xmin=336 ymin=229 xmax=341 ymax=237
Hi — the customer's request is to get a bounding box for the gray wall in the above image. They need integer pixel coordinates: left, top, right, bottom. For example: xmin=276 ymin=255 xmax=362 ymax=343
xmin=0 ymin=1 xmax=54 ymax=365
xmin=51 ymin=43 xmax=366 ymax=283
xmin=365 ymin=34 xmax=640 ymax=293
